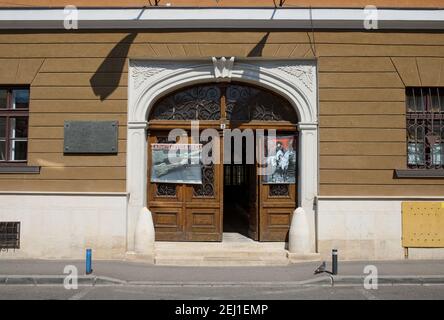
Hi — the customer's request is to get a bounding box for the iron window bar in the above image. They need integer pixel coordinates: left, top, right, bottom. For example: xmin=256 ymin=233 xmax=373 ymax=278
xmin=0 ymin=221 xmax=20 ymax=251
xmin=406 ymin=87 xmax=444 ymax=170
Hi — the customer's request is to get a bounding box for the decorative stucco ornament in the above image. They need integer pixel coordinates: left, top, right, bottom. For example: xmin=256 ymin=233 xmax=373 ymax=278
xmin=212 ymin=56 xmax=235 ymax=81
xmin=130 ymin=61 xmax=166 ymax=90
xmin=277 ymin=65 xmax=314 ymax=92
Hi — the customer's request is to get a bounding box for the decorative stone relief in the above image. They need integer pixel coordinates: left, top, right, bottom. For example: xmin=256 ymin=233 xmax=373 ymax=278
xmin=130 ymin=61 xmax=166 ymax=90
xmin=212 ymin=56 xmax=235 ymax=81
xmin=276 ymin=65 xmax=314 ymax=92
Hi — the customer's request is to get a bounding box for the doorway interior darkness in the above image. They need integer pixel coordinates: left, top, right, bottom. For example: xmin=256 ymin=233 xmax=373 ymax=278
xmin=223 ymin=133 xmax=257 ymax=239
xmin=147 ymin=82 xmax=299 ymax=242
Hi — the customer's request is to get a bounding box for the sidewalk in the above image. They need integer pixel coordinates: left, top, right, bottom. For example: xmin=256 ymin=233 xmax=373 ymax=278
xmin=0 ymin=259 xmax=443 ymax=284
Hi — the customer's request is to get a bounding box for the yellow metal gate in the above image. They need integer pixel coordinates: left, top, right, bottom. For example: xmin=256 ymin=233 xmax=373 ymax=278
xmin=402 ymin=202 xmax=444 ymax=248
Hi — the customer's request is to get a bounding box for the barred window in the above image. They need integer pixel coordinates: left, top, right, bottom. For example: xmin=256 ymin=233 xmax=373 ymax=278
xmin=0 ymin=222 xmax=20 ymax=250
xmin=406 ymin=88 xmax=444 ymax=169
xmin=0 ymin=88 xmax=29 ymax=163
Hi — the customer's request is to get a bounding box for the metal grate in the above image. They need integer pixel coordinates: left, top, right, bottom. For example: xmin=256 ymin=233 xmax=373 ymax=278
xmin=406 ymin=87 xmax=444 ymax=169
xmin=0 ymin=222 xmax=20 ymax=250
xmin=269 ymin=184 xmax=289 ymax=197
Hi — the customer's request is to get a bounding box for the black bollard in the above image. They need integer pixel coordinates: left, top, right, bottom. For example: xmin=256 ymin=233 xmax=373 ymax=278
xmin=332 ymin=249 xmax=338 ymax=275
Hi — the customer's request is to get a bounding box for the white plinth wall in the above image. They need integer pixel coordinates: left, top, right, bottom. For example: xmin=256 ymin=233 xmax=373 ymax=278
xmin=317 ymin=197 xmax=444 ymax=260
xmin=0 ymin=193 xmax=127 ymax=259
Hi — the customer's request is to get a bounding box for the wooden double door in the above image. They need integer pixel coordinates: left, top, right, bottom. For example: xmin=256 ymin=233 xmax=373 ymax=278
xmin=147 ymin=82 xmax=299 ymax=242
xmin=148 ymin=130 xmax=298 ymax=242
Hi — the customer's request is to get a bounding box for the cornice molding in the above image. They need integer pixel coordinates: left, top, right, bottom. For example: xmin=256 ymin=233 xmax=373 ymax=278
xmin=0 ymin=8 xmax=444 ymax=30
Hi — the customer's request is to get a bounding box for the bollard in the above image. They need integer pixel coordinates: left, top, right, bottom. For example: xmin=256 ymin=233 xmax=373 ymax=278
xmin=332 ymin=249 xmax=338 ymax=275
xmin=86 ymin=249 xmax=93 ymax=275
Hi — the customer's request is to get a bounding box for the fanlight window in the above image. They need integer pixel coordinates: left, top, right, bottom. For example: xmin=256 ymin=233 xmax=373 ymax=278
xmin=226 ymin=84 xmax=298 ymax=122
xmin=150 ymin=85 xmax=221 ymax=120
xmin=149 ymin=83 xmax=297 ymax=123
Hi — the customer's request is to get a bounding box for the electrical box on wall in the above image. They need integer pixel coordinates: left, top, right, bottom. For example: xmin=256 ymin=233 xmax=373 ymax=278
xmin=402 ymin=202 xmax=444 ymax=248
xmin=63 ymin=121 xmax=118 ymax=154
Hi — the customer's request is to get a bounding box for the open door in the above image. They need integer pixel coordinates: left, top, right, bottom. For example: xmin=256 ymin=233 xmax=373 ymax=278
xmin=258 ymin=133 xmax=298 ymax=241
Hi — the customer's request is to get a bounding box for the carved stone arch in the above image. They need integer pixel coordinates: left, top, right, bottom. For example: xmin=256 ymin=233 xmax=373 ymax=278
xmin=129 ymin=60 xmax=316 ymax=124
xmin=126 ymin=58 xmax=318 ymax=257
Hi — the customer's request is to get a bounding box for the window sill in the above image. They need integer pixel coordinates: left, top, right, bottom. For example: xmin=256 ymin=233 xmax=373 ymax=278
xmin=0 ymin=166 xmax=40 ymax=174
xmin=394 ymin=169 xmax=444 ymax=178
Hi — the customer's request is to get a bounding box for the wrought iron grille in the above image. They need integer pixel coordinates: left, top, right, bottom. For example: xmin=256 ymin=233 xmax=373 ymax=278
xmin=0 ymin=222 xmax=20 ymax=250
xmin=193 ymin=165 xmax=215 ymax=197
xmin=226 ymin=84 xmax=298 ymax=122
xmin=149 ymin=82 xmax=299 ymax=124
xmin=406 ymin=87 xmax=444 ymax=169
xmin=149 ymin=85 xmax=221 ymax=120
xmin=269 ymin=184 xmax=289 ymax=197
xmin=156 ymin=183 xmax=176 ymax=197
xmin=155 ymin=136 xmax=177 ymax=197
xmin=193 ymin=140 xmax=215 ymax=197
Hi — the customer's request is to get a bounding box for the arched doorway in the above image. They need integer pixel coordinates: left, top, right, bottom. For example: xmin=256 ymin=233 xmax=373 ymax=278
xmin=147 ymin=82 xmax=299 ymax=242
xmin=127 ymin=58 xmax=318 ymax=256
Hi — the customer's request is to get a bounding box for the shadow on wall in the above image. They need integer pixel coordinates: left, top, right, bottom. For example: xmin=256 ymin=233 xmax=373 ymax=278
xmin=247 ymin=33 xmax=270 ymax=57
xmin=89 ymin=32 xmax=270 ymax=100
xmin=90 ymin=33 xmax=137 ymax=101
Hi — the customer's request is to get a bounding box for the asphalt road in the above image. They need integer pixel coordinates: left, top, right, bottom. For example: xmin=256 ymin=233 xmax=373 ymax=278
xmin=1 ymin=284 xmax=444 ymax=300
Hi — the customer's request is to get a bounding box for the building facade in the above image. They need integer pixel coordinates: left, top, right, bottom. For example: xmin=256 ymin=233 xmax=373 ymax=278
xmin=0 ymin=1 xmax=444 ymax=262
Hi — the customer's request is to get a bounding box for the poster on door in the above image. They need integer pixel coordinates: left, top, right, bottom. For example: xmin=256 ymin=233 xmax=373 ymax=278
xmin=151 ymin=143 xmax=202 ymax=184
xmin=261 ymin=135 xmax=297 ymax=184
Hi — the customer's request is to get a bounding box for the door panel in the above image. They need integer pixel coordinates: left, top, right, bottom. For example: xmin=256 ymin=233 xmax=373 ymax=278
xmin=151 ymin=207 xmax=184 ymax=241
xmin=258 ymin=184 xmax=297 ymax=241
xmin=258 ymin=133 xmax=298 ymax=241
xmin=186 ymin=208 xmax=221 ymax=241
xmin=148 ymin=131 xmax=222 ymax=241
xmin=260 ymin=208 xmax=295 ymax=241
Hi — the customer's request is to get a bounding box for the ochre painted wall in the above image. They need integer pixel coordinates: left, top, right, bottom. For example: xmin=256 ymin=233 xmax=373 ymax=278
xmin=0 ymin=30 xmax=443 ymax=195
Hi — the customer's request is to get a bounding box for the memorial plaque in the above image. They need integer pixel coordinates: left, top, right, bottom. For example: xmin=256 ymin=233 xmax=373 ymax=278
xmin=63 ymin=121 xmax=118 ymax=154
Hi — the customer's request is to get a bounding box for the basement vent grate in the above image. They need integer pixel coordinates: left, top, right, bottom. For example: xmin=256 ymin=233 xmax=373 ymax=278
xmin=0 ymin=222 xmax=20 ymax=251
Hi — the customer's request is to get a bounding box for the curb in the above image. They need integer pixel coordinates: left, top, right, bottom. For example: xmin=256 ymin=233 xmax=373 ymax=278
xmin=0 ymin=275 xmax=444 ymax=287
xmin=0 ymin=275 xmax=125 ymax=286
xmin=331 ymin=275 xmax=444 ymax=286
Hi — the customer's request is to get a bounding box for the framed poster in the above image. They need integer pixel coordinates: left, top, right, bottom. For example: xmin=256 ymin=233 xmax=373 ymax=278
xmin=151 ymin=143 xmax=202 ymax=184
xmin=262 ymin=135 xmax=297 ymax=184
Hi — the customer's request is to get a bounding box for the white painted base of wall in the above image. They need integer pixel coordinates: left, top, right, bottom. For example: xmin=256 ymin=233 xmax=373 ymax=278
xmin=2 ymin=193 xmax=444 ymax=262
xmin=317 ymin=198 xmax=444 ymax=261
xmin=0 ymin=193 xmax=128 ymax=260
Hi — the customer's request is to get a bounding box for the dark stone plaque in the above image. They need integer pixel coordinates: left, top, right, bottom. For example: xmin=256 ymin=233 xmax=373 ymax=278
xmin=63 ymin=121 xmax=118 ymax=154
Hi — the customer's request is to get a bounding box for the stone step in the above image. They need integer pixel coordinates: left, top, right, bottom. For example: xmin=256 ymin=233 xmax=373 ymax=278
xmin=155 ymin=245 xmax=287 ymax=251
xmin=155 ymin=250 xmax=287 ymax=258
xmin=155 ymin=242 xmax=286 ymax=247
xmin=154 ymin=237 xmax=290 ymax=266
xmin=154 ymin=257 xmax=290 ymax=266
xmin=154 ymin=249 xmax=290 ymax=266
